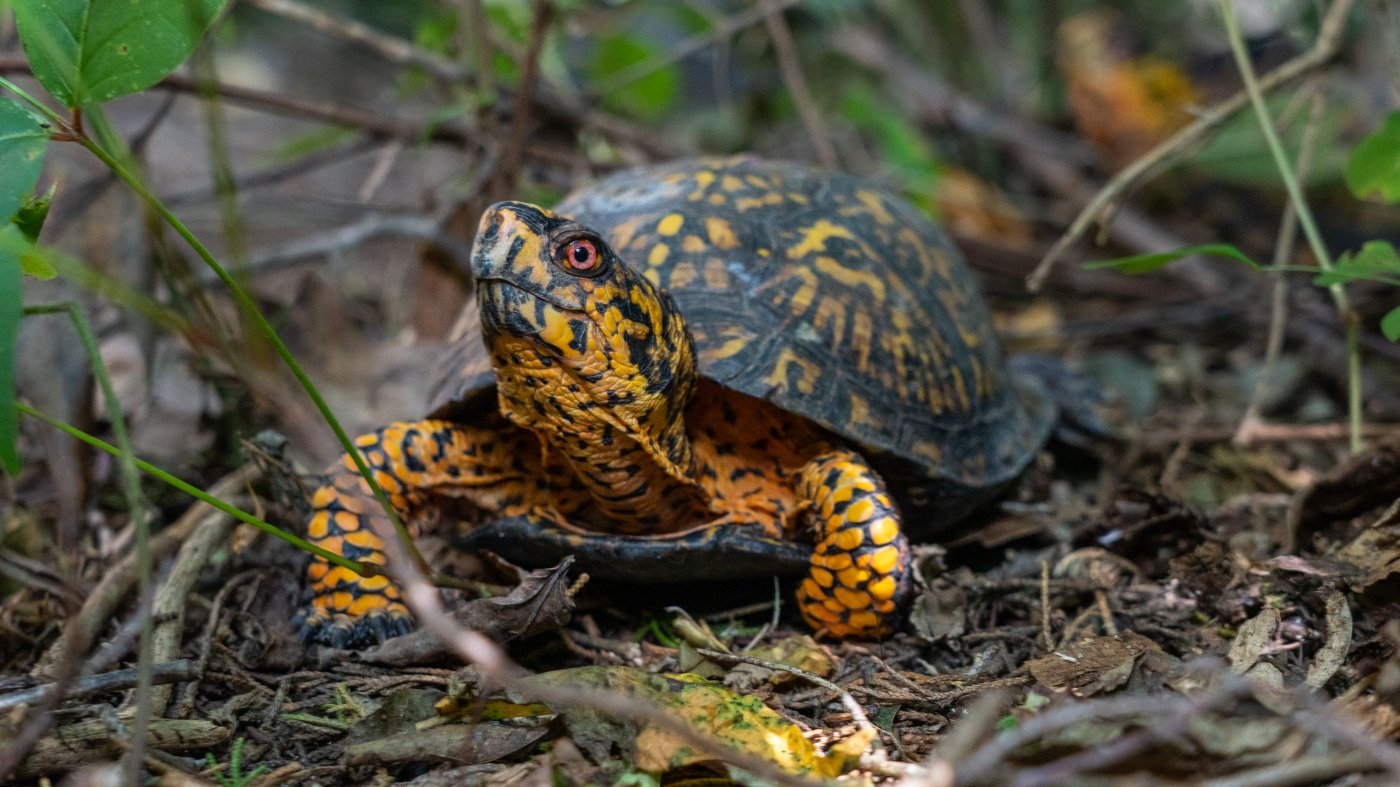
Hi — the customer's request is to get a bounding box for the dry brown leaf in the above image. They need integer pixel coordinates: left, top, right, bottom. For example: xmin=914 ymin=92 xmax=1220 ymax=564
xmin=1227 ymin=606 xmax=1280 ymax=674
xmin=352 ymin=559 xmax=576 ymax=666
xmin=1057 ymin=10 xmax=1199 ymax=166
xmin=934 ymin=168 xmax=1034 ymax=251
xmin=529 ymin=666 xmax=870 ymax=779
xmin=1026 ymin=632 xmax=1160 ymax=696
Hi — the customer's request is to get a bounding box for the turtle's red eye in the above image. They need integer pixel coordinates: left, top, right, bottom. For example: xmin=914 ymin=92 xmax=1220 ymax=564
xmin=559 ymin=239 xmax=598 ymax=272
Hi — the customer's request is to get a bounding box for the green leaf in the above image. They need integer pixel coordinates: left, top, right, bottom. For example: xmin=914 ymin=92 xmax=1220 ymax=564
xmin=590 ymin=33 xmax=679 ymax=123
xmin=1083 ymin=243 xmax=1261 ymax=275
xmin=1346 ymin=111 xmax=1400 ymax=203
xmin=1313 ymin=241 xmax=1400 ymax=287
xmin=14 ymin=0 xmax=230 ymax=107
xmin=841 ymin=82 xmax=941 ymax=204
xmin=1383 ymin=306 xmax=1400 ymax=343
xmin=18 ymin=245 xmax=59 ymax=280
xmin=0 ymin=225 xmax=24 ymax=476
xmin=13 ymin=185 xmax=55 ymax=244
xmin=1191 ymin=94 xmax=1347 ymax=187
xmin=0 ymin=98 xmax=49 ymax=225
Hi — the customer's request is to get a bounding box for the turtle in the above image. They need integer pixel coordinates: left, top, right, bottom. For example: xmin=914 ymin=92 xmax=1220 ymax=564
xmin=294 ymin=156 xmax=1055 ymax=648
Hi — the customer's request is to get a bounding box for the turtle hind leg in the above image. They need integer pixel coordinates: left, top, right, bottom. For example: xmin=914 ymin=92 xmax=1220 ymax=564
xmin=294 ymin=418 xmax=527 ymax=648
xmin=794 ymin=450 xmax=913 ymax=638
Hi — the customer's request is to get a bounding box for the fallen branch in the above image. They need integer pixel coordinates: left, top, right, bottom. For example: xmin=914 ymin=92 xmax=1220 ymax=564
xmin=0 ymin=661 xmax=201 ymax=713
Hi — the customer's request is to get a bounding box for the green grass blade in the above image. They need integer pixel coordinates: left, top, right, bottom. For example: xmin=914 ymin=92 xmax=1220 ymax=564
xmin=1083 ymin=243 xmax=1261 ymax=275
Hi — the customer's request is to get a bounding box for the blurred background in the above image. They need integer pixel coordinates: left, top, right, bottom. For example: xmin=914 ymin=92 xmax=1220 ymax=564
xmin=1 ymin=0 xmax=1398 ymax=588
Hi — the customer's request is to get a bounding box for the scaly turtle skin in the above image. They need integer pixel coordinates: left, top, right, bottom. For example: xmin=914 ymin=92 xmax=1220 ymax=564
xmin=294 ymin=157 xmax=1053 ymax=648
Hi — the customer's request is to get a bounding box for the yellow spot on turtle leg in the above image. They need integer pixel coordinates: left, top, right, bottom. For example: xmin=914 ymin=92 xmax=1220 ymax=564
xmin=795 ymin=450 xmax=912 ymax=639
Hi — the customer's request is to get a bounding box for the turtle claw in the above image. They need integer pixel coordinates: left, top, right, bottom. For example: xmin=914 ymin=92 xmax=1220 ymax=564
xmin=293 ymin=606 xmax=415 ymax=649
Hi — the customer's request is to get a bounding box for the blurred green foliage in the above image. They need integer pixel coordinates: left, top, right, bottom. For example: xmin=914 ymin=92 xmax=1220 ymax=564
xmin=1346 ymin=111 xmax=1400 ymax=203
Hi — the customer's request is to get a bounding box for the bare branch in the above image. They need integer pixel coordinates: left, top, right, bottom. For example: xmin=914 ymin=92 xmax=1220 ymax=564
xmin=1025 ymin=0 xmax=1356 ymax=291
xmin=763 ymin=0 xmax=837 ymax=167
xmin=243 ymin=0 xmax=467 ymax=82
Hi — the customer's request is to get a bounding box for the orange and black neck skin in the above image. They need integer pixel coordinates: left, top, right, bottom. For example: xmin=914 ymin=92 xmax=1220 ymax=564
xmin=471 ymin=201 xmax=711 ymax=531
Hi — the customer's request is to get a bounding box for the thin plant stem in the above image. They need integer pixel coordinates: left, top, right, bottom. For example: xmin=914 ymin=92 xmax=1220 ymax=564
xmin=16 ymin=401 xmax=375 ymax=576
xmin=1219 ymin=0 xmax=1361 ymax=452
xmin=0 ymin=74 xmax=427 ymax=571
xmin=23 ymin=303 xmax=153 ymax=774
xmin=1237 ymin=80 xmax=1327 ymax=441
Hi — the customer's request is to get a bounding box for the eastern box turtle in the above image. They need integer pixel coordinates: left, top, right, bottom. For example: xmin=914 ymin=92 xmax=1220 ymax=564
xmin=295 ymin=157 xmax=1054 ymax=647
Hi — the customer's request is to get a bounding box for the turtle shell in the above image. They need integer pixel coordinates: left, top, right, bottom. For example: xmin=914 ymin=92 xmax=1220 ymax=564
xmin=432 ymin=157 xmax=1053 ymax=535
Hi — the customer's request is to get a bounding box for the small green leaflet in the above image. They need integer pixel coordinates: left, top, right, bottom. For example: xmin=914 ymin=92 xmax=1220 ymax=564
xmin=0 ymin=225 xmax=24 ymax=475
xmin=14 ymin=0 xmax=230 ymax=108
xmin=590 ymin=33 xmax=679 ymax=123
xmin=1383 ymin=307 xmax=1400 ymax=343
xmin=13 ymin=186 xmax=54 ymax=245
xmin=1346 ymin=111 xmax=1400 ymax=203
xmin=1313 ymin=241 xmax=1400 ymax=287
xmin=1083 ymin=243 xmax=1260 ymax=275
xmin=0 ymin=98 xmax=48 ymax=226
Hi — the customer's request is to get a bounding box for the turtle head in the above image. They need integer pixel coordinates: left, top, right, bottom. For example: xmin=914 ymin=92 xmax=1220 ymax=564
xmin=470 ymin=201 xmax=697 ymax=471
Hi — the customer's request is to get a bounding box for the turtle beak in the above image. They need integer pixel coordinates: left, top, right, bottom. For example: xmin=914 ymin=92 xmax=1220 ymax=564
xmin=476 ymin=279 xmax=538 ymax=341
xmin=470 ymin=202 xmax=541 ymax=284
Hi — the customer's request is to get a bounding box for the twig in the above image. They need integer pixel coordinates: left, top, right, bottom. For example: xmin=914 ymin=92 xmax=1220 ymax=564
xmin=1025 ymin=0 xmax=1355 ymax=291
xmin=832 ymin=27 xmax=1097 ymax=166
xmin=460 ymin=0 xmax=496 ymax=103
xmin=696 ymin=647 xmax=878 ymax=743
xmin=243 ymin=0 xmax=467 ymax=82
xmin=489 ymin=0 xmax=553 ymax=200
xmin=136 ymin=478 xmax=243 ymax=716
xmin=204 ymin=212 xmax=474 ymax=285
xmin=952 ymin=670 xmax=1248 ymax=786
xmin=1039 ymin=560 xmax=1052 ymax=651
xmin=163 ymin=136 xmax=383 ymax=207
xmin=0 ymin=613 xmax=88 ymax=780
xmin=0 ymin=55 xmax=477 ymax=147
xmin=1235 ymin=77 xmax=1327 ymax=444
xmin=34 ymin=465 xmax=263 ymax=676
xmin=191 ymin=0 xmax=674 ymax=159
xmin=1154 ymin=420 xmax=1400 ymax=449
xmin=595 ymin=0 xmax=804 ymax=95
xmin=176 ymin=569 xmax=262 ymax=719
xmin=1292 ymin=698 xmax=1400 ymax=779
xmin=831 ymin=28 xmax=1221 ymax=293
xmin=1004 ymin=687 xmax=1211 ymax=787
xmin=763 ymin=0 xmax=836 ymax=167
xmin=381 ymin=511 xmax=832 ymax=786
xmin=0 ymin=661 xmax=201 ymax=712
xmin=1220 ymin=0 xmax=1360 ymax=452
xmin=1196 ymin=752 xmax=1377 ymax=787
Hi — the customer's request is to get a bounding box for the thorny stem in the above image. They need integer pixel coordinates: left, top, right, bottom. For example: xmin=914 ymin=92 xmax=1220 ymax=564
xmin=1219 ymin=0 xmax=1360 ymax=452
xmin=0 ymin=74 xmax=429 ymax=572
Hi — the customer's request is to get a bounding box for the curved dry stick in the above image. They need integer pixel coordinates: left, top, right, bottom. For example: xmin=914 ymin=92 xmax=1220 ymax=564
xmin=1026 ymin=0 xmax=1356 ymax=292
xmin=384 ymin=530 xmax=834 ymax=785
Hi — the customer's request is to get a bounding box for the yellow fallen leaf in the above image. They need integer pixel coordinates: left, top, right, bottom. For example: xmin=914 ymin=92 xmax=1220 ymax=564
xmin=528 ymin=666 xmax=868 ymax=778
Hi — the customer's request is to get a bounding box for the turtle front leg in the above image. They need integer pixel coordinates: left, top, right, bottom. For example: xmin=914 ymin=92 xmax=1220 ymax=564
xmin=294 ymin=419 xmax=528 ymax=648
xmin=795 ymin=450 xmax=913 ymax=638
